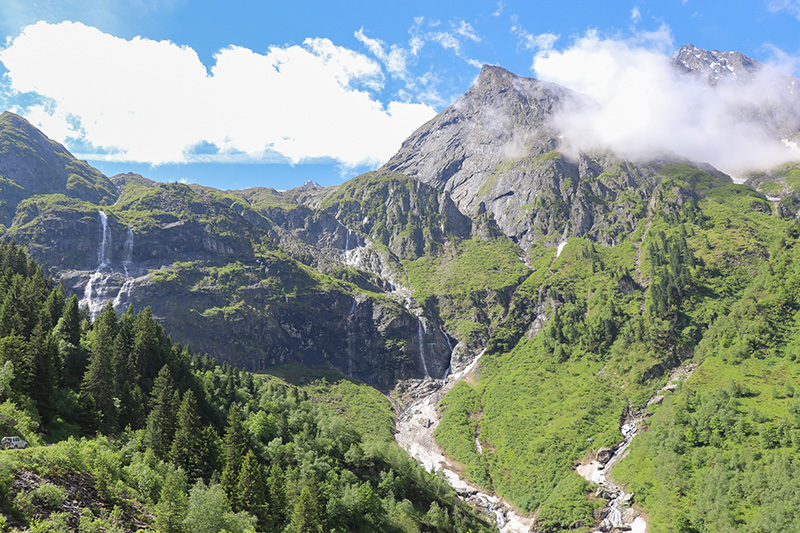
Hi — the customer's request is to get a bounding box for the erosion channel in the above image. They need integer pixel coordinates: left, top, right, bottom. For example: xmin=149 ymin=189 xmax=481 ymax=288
xmin=394 ymin=350 xmax=534 ymax=532
xmin=576 ymin=363 xmax=696 ymax=533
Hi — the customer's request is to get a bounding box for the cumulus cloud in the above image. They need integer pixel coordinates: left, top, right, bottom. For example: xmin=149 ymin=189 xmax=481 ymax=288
xmin=532 ymin=30 xmax=800 ymax=177
xmin=0 ymin=21 xmax=436 ymax=167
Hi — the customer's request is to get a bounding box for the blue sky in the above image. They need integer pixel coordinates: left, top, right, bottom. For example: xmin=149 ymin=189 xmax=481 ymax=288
xmin=1 ymin=0 xmax=800 ymax=190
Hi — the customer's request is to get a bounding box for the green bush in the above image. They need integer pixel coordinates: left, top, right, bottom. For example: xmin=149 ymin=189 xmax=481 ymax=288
xmin=32 ymin=482 xmax=68 ymax=509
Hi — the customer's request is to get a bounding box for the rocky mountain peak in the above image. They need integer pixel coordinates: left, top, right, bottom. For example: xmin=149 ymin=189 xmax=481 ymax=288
xmin=673 ymin=44 xmax=761 ymax=82
xmin=475 ymin=64 xmax=516 ymax=86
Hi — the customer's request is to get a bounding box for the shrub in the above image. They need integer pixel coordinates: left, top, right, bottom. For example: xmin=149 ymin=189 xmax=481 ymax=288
xmin=32 ymin=482 xmax=68 ymax=509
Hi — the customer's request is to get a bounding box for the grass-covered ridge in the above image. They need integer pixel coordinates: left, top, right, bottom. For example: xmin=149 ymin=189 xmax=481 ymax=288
xmin=433 ymin=172 xmax=798 ymax=530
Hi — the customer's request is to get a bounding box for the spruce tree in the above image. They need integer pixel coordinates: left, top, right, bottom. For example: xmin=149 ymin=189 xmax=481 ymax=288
xmin=145 ymin=365 xmax=179 ymax=458
xmin=171 ymin=389 xmax=202 ymax=481
xmin=220 ymin=404 xmax=249 ymax=504
xmin=236 ymin=449 xmax=266 ymax=521
xmin=266 ymin=462 xmax=287 ymax=531
xmin=81 ymin=302 xmax=118 ymax=430
xmin=29 ymin=322 xmax=59 ymax=423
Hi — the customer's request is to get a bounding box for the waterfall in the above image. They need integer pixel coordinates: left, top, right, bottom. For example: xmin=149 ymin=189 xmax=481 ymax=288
xmin=345 ymin=228 xmax=351 ymax=252
xmin=346 ymin=297 xmax=357 ymax=376
xmin=113 ymin=227 xmax=136 ymax=312
xmin=97 ymin=211 xmax=111 ymax=269
xmin=81 ymin=211 xmax=114 ymax=320
xmin=440 ymin=326 xmax=454 ymax=380
xmin=418 ymin=318 xmax=431 ymax=378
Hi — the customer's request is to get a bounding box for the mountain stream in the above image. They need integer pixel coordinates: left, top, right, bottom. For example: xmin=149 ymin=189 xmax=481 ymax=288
xmin=576 ymin=363 xmax=695 ymax=533
xmin=395 ymin=349 xmax=534 ymax=532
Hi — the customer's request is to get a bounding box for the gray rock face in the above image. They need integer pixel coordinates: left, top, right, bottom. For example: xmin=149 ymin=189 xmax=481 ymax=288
xmin=673 ymin=44 xmax=761 ymax=83
xmin=381 ymin=65 xmax=705 ymax=249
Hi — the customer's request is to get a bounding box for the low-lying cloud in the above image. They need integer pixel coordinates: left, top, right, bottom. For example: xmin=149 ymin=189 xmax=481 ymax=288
xmin=532 ymin=30 xmax=800 ymax=177
xmin=0 ymin=21 xmax=436 ymax=167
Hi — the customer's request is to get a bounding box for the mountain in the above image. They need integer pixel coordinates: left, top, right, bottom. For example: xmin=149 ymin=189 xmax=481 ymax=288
xmin=381 ymin=65 xmax=734 ymax=251
xmin=3 ymin=44 xmax=800 ymax=532
xmin=673 ymin=43 xmax=762 ymax=82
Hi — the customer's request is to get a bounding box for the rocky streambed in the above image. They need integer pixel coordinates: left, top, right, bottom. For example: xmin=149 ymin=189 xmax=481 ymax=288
xmin=394 ymin=349 xmax=534 ymax=532
xmin=576 ymin=363 xmax=696 ymax=533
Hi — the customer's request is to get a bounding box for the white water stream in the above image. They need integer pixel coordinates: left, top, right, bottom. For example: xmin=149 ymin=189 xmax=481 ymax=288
xmin=576 ymin=363 xmax=695 ymax=532
xmin=81 ymin=211 xmax=113 ymax=320
xmin=417 ymin=317 xmax=431 ymax=378
xmin=80 ymin=211 xmax=137 ymax=319
xmin=113 ymin=227 xmax=136 ymax=312
xmin=395 ymin=348 xmax=534 ymax=532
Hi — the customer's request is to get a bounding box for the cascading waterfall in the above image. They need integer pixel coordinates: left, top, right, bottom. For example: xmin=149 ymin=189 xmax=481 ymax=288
xmin=417 ymin=317 xmax=431 ymax=378
xmin=440 ymin=326 xmax=454 ymax=379
xmin=122 ymin=227 xmax=134 ymax=276
xmin=113 ymin=227 xmax=135 ymax=312
xmin=346 ymin=297 xmax=357 ymax=376
xmin=81 ymin=211 xmax=113 ymax=320
xmin=345 ymin=228 xmax=351 ymax=252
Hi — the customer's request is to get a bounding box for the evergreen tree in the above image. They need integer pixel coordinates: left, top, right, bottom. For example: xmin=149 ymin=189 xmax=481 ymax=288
xmin=0 ymin=334 xmax=30 ymax=394
xmin=55 ymin=295 xmax=81 ymax=348
xmin=285 ymin=481 xmax=324 ymax=533
xmin=81 ymin=303 xmax=118 ymax=430
xmin=42 ymin=284 xmax=64 ymax=330
xmin=196 ymin=425 xmax=222 ymax=481
xmin=236 ymin=449 xmax=266 ymax=521
xmin=29 ymin=322 xmax=59 ymax=423
xmin=145 ymin=365 xmax=179 ymax=458
xmin=266 ymin=461 xmax=287 ymax=531
xmin=171 ymin=389 xmax=203 ymax=481
xmin=155 ymin=470 xmax=188 ymax=533
xmin=221 ymin=404 xmax=249 ymax=504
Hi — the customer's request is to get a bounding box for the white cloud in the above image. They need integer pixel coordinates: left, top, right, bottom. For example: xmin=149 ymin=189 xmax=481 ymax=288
xmin=511 ymin=17 xmax=559 ymax=52
xmin=0 ymin=21 xmax=436 ymax=167
xmin=492 ymin=1 xmax=504 ymax=17
xmin=354 ymin=28 xmax=411 ymax=81
xmin=630 ymin=6 xmax=641 ymax=24
xmin=532 ymin=30 xmax=800 ymax=177
xmin=768 ymin=0 xmax=800 ymax=19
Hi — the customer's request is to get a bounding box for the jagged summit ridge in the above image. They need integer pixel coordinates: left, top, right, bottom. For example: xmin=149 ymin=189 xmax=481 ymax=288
xmin=674 ymin=43 xmax=761 ymax=82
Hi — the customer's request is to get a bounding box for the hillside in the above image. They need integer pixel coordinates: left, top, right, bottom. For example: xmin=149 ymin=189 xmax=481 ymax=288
xmin=2 ymin=45 xmax=800 ymax=532
xmin=0 ymin=241 xmax=495 ymax=532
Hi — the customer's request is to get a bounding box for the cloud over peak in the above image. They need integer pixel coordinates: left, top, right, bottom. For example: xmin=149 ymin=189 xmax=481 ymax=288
xmin=532 ymin=30 xmax=800 ymax=177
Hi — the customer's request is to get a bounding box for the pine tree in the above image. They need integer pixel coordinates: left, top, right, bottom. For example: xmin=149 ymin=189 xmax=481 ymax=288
xmin=221 ymin=405 xmax=249 ymax=504
xmin=196 ymin=425 xmax=222 ymax=481
xmin=145 ymin=365 xmax=179 ymax=458
xmin=266 ymin=462 xmax=287 ymax=531
xmin=285 ymin=481 xmax=324 ymax=533
xmin=29 ymin=322 xmax=59 ymax=423
xmin=0 ymin=334 xmax=30 ymax=394
xmin=42 ymin=285 xmax=64 ymax=330
xmin=81 ymin=303 xmax=118 ymax=431
xmin=155 ymin=470 xmax=188 ymax=533
xmin=171 ymin=389 xmax=203 ymax=481
xmin=131 ymin=307 xmax=163 ymax=381
xmin=236 ymin=450 xmax=266 ymax=521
